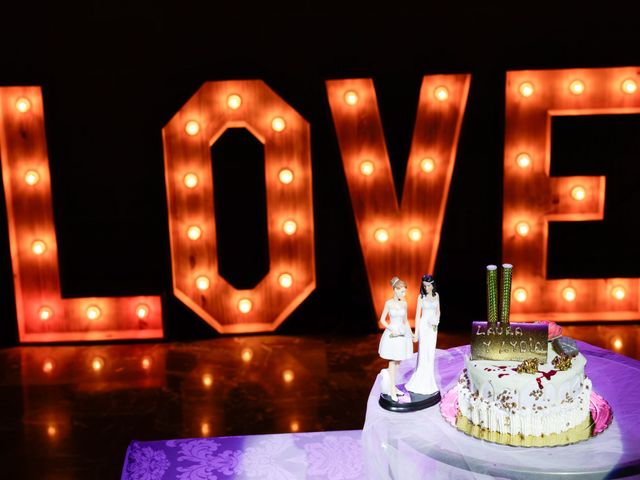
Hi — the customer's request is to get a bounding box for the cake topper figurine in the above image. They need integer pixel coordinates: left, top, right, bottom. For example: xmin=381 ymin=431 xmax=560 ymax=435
xmin=405 ymin=274 xmax=441 ymax=398
xmin=378 ymin=276 xmax=413 ymax=402
xmin=378 ymin=275 xmax=442 ymax=412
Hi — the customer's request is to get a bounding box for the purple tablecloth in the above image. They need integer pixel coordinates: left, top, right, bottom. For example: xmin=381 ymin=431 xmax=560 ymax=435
xmin=363 ymin=341 xmax=640 ymax=479
xmin=121 ymin=429 xmax=365 ymax=480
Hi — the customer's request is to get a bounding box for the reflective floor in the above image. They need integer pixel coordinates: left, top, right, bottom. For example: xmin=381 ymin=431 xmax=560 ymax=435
xmin=1 ymin=325 xmax=640 ymax=479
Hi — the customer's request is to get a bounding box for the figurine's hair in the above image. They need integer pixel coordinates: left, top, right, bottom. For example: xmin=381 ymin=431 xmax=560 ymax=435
xmin=419 ymin=274 xmax=437 ymax=297
xmin=390 ymin=276 xmax=407 ymax=289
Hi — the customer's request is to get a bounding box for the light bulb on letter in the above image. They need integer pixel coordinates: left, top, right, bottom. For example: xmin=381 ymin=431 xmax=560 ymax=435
xmin=195 ymin=276 xmax=210 ymax=290
xmin=227 ymin=94 xmax=242 ymax=110
xmin=434 ymin=86 xmax=449 ymax=101
xmin=86 ymin=305 xmax=101 ymax=320
xmin=187 ymin=225 xmax=202 ymax=240
xmin=185 ymin=120 xmax=200 ymax=136
xmin=562 ymin=287 xmax=577 ymax=302
xmin=343 ymin=90 xmax=359 ymax=106
xmin=24 ymin=170 xmax=40 ymax=186
xmin=519 ymin=82 xmax=534 ymax=97
xmin=271 ymin=117 xmax=286 ymax=132
xmin=278 ymin=168 xmax=294 ymax=184
xmin=359 ymin=161 xmax=375 ymax=176
xmin=238 ymin=298 xmax=253 ymax=313
xmin=569 ymin=80 xmax=585 ymax=95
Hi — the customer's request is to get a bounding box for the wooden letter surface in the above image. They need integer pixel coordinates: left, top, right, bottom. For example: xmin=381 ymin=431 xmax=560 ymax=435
xmin=326 ymin=76 xmax=470 ymax=322
xmin=504 ymin=67 xmax=640 ymax=322
xmin=0 ymin=87 xmax=164 ymax=342
xmin=163 ymin=81 xmax=315 ymax=333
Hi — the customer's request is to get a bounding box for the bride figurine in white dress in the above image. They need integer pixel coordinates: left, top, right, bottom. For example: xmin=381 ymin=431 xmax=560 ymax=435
xmin=378 ymin=276 xmax=414 ymax=401
xmin=405 ymin=274 xmax=440 ymax=395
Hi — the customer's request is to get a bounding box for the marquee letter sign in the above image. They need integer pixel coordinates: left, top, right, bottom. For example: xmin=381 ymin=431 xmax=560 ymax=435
xmin=504 ymin=67 xmax=640 ymax=321
xmin=162 ymin=80 xmax=315 ymax=333
xmin=0 ymin=87 xmax=164 ymax=342
xmin=326 ymin=75 xmax=470 ymax=322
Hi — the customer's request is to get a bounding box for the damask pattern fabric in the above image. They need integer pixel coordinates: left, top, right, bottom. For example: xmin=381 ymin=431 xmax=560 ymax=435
xmin=121 ymin=430 xmax=365 ymax=480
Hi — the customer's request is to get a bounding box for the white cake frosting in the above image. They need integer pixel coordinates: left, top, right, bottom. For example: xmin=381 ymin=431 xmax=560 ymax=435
xmin=457 ymin=343 xmax=591 ymax=437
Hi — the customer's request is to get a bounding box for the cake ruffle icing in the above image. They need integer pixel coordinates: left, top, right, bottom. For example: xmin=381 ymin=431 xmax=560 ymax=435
xmin=457 ymin=343 xmax=591 ymax=437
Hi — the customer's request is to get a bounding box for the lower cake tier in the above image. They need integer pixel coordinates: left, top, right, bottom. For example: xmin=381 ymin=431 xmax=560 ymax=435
xmin=457 ymin=373 xmax=592 ymax=437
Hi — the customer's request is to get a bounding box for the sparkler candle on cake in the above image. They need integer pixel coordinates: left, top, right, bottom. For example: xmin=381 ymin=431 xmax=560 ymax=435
xmin=486 ymin=265 xmax=498 ymax=326
xmin=499 ymin=263 xmax=513 ymax=327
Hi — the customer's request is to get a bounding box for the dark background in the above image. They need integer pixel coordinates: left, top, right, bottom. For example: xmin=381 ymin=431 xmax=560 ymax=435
xmin=1 ymin=2 xmax=639 ymax=346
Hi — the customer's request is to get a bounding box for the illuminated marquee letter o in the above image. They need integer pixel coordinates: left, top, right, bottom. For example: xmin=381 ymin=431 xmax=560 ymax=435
xmin=163 ymin=81 xmax=315 ymax=333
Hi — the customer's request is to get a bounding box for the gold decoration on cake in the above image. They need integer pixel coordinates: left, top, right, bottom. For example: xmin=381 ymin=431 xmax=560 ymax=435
xmin=515 ymin=357 xmax=541 ymax=374
xmin=552 ymin=353 xmax=573 ymax=371
xmin=471 ymin=264 xmax=549 ymax=362
xmin=455 ymin=412 xmax=593 ymax=447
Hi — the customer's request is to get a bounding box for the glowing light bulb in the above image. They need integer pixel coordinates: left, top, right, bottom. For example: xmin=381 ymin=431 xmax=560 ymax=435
xmin=562 ymin=287 xmax=577 ymax=302
xmin=135 ymin=304 xmax=149 ymax=319
xmin=420 ymin=158 xmax=435 ymax=173
xmin=42 ymin=359 xmax=55 ymax=373
xmin=290 ymin=420 xmax=300 ymax=432
xmin=515 ymin=222 xmax=530 ymax=237
xmin=16 ymin=97 xmax=31 ymax=112
xmin=407 ymin=227 xmax=423 ymax=242
xmin=271 ymin=117 xmax=286 ymax=132
xmin=195 ymin=275 xmax=210 ymax=291
xmin=31 ymin=240 xmax=47 ymax=255
xmin=519 ymin=82 xmax=534 ymax=97
xmin=612 ymin=337 xmax=623 ymax=351
xmin=227 ymin=94 xmax=242 ymax=110
xmin=91 ymin=356 xmax=105 ymax=371
xmin=571 ymin=186 xmax=586 ymax=201
xmin=141 ymin=356 xmax=152 ymax=370
xmin=621 ymin=79 xmax=637 ymax=94
xmin=39 ymin=306 xmax=53 ymax=321
xmin=24 ymin=170 xmax=40 ymax=186
xmin=569 ymin=80 xmax=585 ymax=95
xmin=282 ymin=369 xmax=295 ymax=383
xmin=359 ymin=161 xmax=375 ymax=176
xmin=184 ymin=120 xmax=201 ymax=136
xmin=516 ymin=153 xmax=531 ymax=168
xmin=514 ymin=288 xmax=528 ymax=303
xmin=344 ymin=90 xmax=359 ymax=106
xmin=183 ymin=173 xmax=199 ymax=189
xmin=201 ymin=422 xmax=210 ymax=436
xmin=374 ymin=228 xmax=389 ymax=243
xmin=282 ymin=220 xmax=298 ymax=235
xmin=611 ymin=285 xmax=626 ymax=300
xmin=241 ymin=348 xmax=253 ymax=363
xmin=278 ymin=168 xmax=294 ymax=184
xmin=187 ymin=225 xmax=202 ymax=240
xmin=434 ymin=86 xmax=449 ymax=101
xmin=238 ymin=298 xmax=253 ymax=314
xmin=202 ymin=374 xmax=213 ymax=387
xmin=47 ymin=425 xmax=57 ymax=437
xmin=278 ymin=273 xmax=293 ymax=288
xmin=86 ymin=305 xmax=101 ymax=320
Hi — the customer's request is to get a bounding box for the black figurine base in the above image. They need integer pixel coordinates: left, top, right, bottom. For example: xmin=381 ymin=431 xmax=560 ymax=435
xmin=379 ymin=388 xmax=441 ymax=413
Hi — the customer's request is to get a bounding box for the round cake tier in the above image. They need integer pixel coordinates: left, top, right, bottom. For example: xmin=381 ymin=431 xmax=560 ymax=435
xmin=459 ymin=343 xmax=592 ymax=436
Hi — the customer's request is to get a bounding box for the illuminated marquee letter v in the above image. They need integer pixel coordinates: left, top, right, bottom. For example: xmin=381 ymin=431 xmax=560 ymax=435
xmin=326 ymin=76 xmax=470 ymax=322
